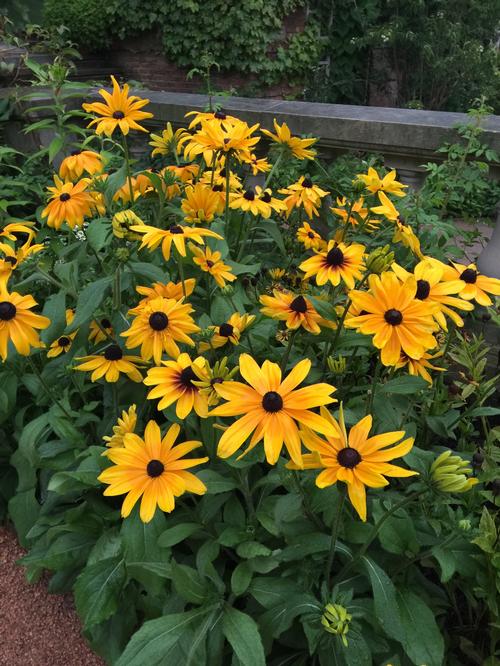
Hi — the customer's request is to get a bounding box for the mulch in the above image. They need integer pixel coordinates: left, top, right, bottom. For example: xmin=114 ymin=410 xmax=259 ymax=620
xmin=0 ymin=526 xmax=104 ymax=666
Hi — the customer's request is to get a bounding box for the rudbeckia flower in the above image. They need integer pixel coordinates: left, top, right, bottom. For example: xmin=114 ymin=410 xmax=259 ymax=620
xmin=296 ymin=222 xmax=324 ymax=250
xmin=130 ymin=223 xmax=223 ymax=262
xmin=149 ymin=122 xmax=184 ymax=157
xmin=262 ymin=119 xmax=317 ymax=160
xmin=191 ymin=356 xmax=239 ymax=406
xmin=370 ymin=191 xmax=400 ymax=221
xmin=346 ymin=272 xmax=438 ymax=366
xmin=392 ymin=218 xmax=424 ymax=259
xmin=279 ymin=176 xmax=329 ymax=219
xmin=392 ymin=259 xmax=474 ymax=329
xmin=199 ymin=313 xmax=255 ymax=352
xmin=135 ymin=278 xmax=196 ymax=307
xmin=185 ymin=109 xmax=240 ymax=129
xmin=103 ymin=404 xmax=137 ymax=450
xmin=112 ymin=210 xmax=144 ymax=240
xmin=288 ymin=407 xmax=416 ymax=521
xmin=0 ymin=238 xmax=44 ymax=290
xmin=42 ymin=176 xmax=93 ymax=230
xmin=144 ymin=353 xmax=209 ymax=418
xmin=82 ymin=75 xmax=153 ymax=136
xmin=181 ymin=183 xmax=223 ymax=224
xmin=247 ymin=154 xmax=271 ymax=175
xmin=0 ymin=291 xmax=50 ymax=360
xmin=260 ymin=290 xmax=334 ymax=334
xmin=122 ymin=296 xmax=200 ymax=363
xmin=75 ymin=344 xmax=144 ymax=383
xmin=89 ymin=317 xmax=114 ymax=344
xmin=331 ymin=197 xmax=380 ymax=232
xmin=299 ymin=240 xmax=366 ymax=289
xmin=59 ymin=149 xmax=103 ymax=181
xmin=441 ymin=261 xmax=500 ymax=307
xmin=190 ymin=245 xmax=236 ymax=288
xmin=0 ymin=221 xmax=35 ymax=242
xmin=209 ymin=354 xmax=337 ymax=465
xmin=356 ymin=167 xmax=407 ymax=197
xmin=166 ymin=164 xmax=199 ymax=183
xmin=394 ymin=350 xmax=444 ymax=385
xmin=229 ymin=188 xmax=271 ymax=217
xmin=179 ymin=117 xmax=260 ymax=164
xmin=98 ymin=420 xmax=208 ymax=522
xmin=47 ymin=309 xmax=78 ymax=358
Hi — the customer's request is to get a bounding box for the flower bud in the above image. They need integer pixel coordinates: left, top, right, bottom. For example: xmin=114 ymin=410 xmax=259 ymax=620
xmin=365 ymin=245 xmax=394 ymax=275
xmin=430 ymin=450 xmax=479 ymax=494
xmin=327 ymin=355 xmax=346 ymax=375
xmin=459 ymin=519 xmax=472 ymax=531
xmin=321 ymin=603 xmax=352 ymax=647
xmin=115 ymin=248 xmax=130 ymax=262
xmin=220 ymin=284 xmax=235 ymax=295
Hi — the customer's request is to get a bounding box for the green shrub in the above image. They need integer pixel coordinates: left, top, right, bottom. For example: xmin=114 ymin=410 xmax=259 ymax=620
xmin=43 ymin=0 xmax=111 ymax=52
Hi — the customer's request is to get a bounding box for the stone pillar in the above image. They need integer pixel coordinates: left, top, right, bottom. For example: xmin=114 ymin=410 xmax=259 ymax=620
xmin=477 ymin=207 xmax=500 ymax=278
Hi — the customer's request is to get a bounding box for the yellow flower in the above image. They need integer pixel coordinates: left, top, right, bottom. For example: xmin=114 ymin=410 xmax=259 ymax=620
xmin=441 ymin=261 xmax=500 ymax=307
xmin=82 ymin=75 xmax=153 ymax=136
xmin=260 ymin=290 xmax=334 ymax=334
xmin=165 ymin=164 xmax=199 ymax=183
xmin=122 ymin=296 xmax=200 ymax=363
xmin=144 ymin=353 xmax=209 ymax=418
xmin=370 ymin=191 xmax=400 ymax=221
xmin=59 ymin=149 xmax=103 ymax=181
xmin=209 ymin=354 xmax=337 ymax=465
xmin=130 ymin=223 xmax=223 ymax=262
xmin=321 ymin=604 xmax=352 ymax=647
xmin=331 ymin=196 xmax=380 ymax=232
xmin=296 ymin=222 xmax=324 ymax=250
xmin=103 ymin=405 xmax=137 ymax=450
xmin=135 ymin=279 xmax=196 ymax=307
xmin=42 ymin=176 xmax=93 ymax=230
xmin=179 ymin=117 xmax=260 ymax=164
xmin=356 ymin=167 xmax=407 ymax=197
xmin=0 ymin=238 xmax=44 ymax=290
xmin=181 ymin=182 xmax=223 ymax=224
xmin=75 ymin=344 xmax=144 ymax=382
xmin=299 ymin=240 xmax=365 ymax=289
xmin=47 ymin=310 xmax=78 ymax=358
xmin=431 ymin=450 xmax=478 ymax=493
xmin=0 ymin=221 xmax=35 ymax=242
xmin=394 ymin=350 xmax=444 ymax=385
xmin=191 ymin=245 xmax=236 ymax=288
xmin=262 ymin=119 xmax=317 ymax=160
xmin=279 ymin=176 xmax=329 ymax=219
xmin=0 ymin=291 xmax=49 ymax=360
xmin=247 ymin=154 xmax=271 ymax=175
xmin=289 ymin=407 xmax=416 ymax=521
xmin=98 ymin=420 xmax=208 ymax=522
xmin=346 ymin=272 xmax=439 ymax=366
xmin=199 ymin=312 xmax=255 ymax=352
xmin=88 ymin=317 xmax=113 ymax=344
xmin=149 ymin=122 xmax=183 ymax=157
xmin=229 ymin=187 xmax=272 ymax=218
xmin=112 ymin=210 xmax=144 ymax=240
xmin=393 ymin=218 xmax=424 ymax=259
xmin=191 ymin=356 xmax=239 ymax=406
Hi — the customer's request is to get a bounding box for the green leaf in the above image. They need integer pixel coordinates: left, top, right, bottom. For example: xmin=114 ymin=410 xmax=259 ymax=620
xmin=343 ymin=629 xmax=372 ymax=666
xmin=196 ymin=469 xmax=238 ymax=494
xmin=87 ymin=219 xmax=112 ymax=252
xmin=380 ymin=376 xmax=428 ymax=394
xmin=236 ymin=541 xmax=272 ymax=559
xmin=66 ymin=276 xmax=113 ymax=333
xmin=116 ymin=606 xmax=218 ymax=666
xmin=74 ymin=557 xmax=126 ymax=629
xmin=472 ymin=507 xmax=497 ymax=553
xmin=128 ymin=261 xmax=168 ymax=284
xmin=7 ymin=489 xmax=39 ymax=547
xmin=41 ymin=290 xmax=66 ymax=344
xmin=396 ymin=588 xmax=444 ymax=666
xmin=170 ymin=561 xmax=209 ymax=605
xmin=48 ymin=135 xmax=64 ymax=162
xmin=362 ymin=557 xmax=404 ymax=642
xmin=225 ymin=259 xmax=261 ymax=276
xmin=158 ymin=522 xmax=202 ymax=547
xmin=231 ymin=562 xmax=253 ymax=596
xmin=222 ymin=606 xmax=266 ymax=666
xmin=258 ymin=218 xmax=285 ymax=253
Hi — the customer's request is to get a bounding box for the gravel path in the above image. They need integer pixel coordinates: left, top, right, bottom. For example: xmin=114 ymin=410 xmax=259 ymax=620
xmin=0 ymin=526 xmax=104 ymax=666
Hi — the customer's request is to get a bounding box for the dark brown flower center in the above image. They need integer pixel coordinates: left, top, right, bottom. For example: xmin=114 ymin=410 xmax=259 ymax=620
xmin=101 ymin=318 xmax=112 ymax=329
xmin=214 ymin=110 xmax=226 ymax=119
xmin=307 ymin=231 xmax=315 ymax=238
xmin=415 ymin=279 xmax=430 ymax=300
xmin=58 ymin=336 xmax=71 ymax=347
xmin=337 ymin=447 xmax=361 ymax=468
xmin=169 ymin=225 xmax=184 ymax=234
xmin=70 ymin=149 xmax=82 ymax=156
xmin=147 ymin=459 xmax=164 ymax=478
xmin=243 ymin=189 xmax=255 ymax=201
xmin=206 ymin=260 xmax=214 ymax=267
xmin=219 ymin=323 xmax=234 ymax=337
xmin=149 ymin=312 xmax=169 ymax=331
xmin=384 ymin=308 xmax=403 ymax=325
xmin=213 ymin=184 xmax=223 ymax=192
xmin=0 ymin=301 xmax=16 ymax=320
xmin=302 ymin=178 xmax=313 ymax=188
xmin=59 ymin=193 xmax=71 ymax=202
xmin=260 ymin=191 xmax=272 ymax=203
xmin=262 ymin=390 xmax=283 ymax=412
xmin=104 ymin=344 xmax=123 ymax=361
xmin=290 ymin=295 xmax=308 ymax=313
xmin=460 ymin=268 xmax=477 ymax=284
xmin=112 ymin=110 xmax=125 ymax=119
xmin=179 ymin=366 xmax=198 ymax=388
xmin=326 ymin=247 xmax=344 ymax=267
xmin=4 ymin=256 xmax=17 ymax=266
xmin=210 ymin=377 xmax=224 ymax=386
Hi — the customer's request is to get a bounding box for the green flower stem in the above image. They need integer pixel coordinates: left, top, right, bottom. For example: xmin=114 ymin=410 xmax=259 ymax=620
xmin=291 ymin=470 xmax=324 ymax=531
xmin=36 ymin=267 xmax=77 ymax=299
xmin=280 ymin=329 xmax=298 ymax=372
xmin=176 ymin=251 xmax=187 ymax=299
xmin=112 ymin=382 xmax=119 ymax=419
xmin=224 ymin=154 xmax=231 ymax=228
xmin=121 ymin=135 xmax=135 ymax=205
xmin=325 ymin=484 xmax=347 ymax=592
xmin=113 ymin=266 xmax=121 ymax=311
xmin=27 ymin=356 xmax=73 ymax=420
xmin=321 ymin=297 xmax=351 ymax=378
xmin=334 ymin=490 xmax=423 ymax=583
xmin=236 ymin=214 xmax=258 ymax=262
xmin=393 ymin=532 xmax=459 ymax=577
xmin=264 ymin=151 xmax=283 ymax=188
xmin=365 ymin=357 xmax=382 ymax=415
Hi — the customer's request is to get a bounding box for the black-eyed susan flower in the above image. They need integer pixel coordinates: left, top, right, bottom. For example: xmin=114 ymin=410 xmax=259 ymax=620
xmin=331 ymin=196 xmax=380 ymax=232
xmin=112 ymin=210 xmax=144 ymax=240
xmin=185 ymin=109 xmax=240 ymax=129
xmin=191 ymin=356 xmax=239 ymax=406
xmin=346 ymin=272 xmax=438 ymax=366
xmin=209 ymin=354 xmax=337 ymax=465
xmin=59 ymin=149 xmax=103 ymax=181
xmin=89 ymin=317 xmax=114 ymax=344
xmin=199 ymin=312 xmax=255 ymax=352
xmin=229 ymin=187 xmax=271 ymax=217
xmin=356 ymin=167 xmax=407 ymax=197
xmin=112 ymin=176 xmax=142 ymax=205
xmin=394 ymin=350 xmax=444 ymax=385
xmin=122 ymin=296 xmax=200 ymax=363
xmin=441 ymin=261 xmax=500 ymax=307
xmin=370 ymin=190 xmax=400 ymax=221
xmin=262 ymin=119 xmax=317 ymax=160
xmin=392 ymin=259 xmax=474 ymax=329
xmin=98 ymin=420 xmax=208 ymax=522
xmin=135 ymin=278 xmax=196 ymax=307
xmin=0 ymin=221 xmax=35 ymax=242
xmin=191 ymin=245 xmax=236 ymax=288
xmin=288 ymin=407 xmax=416 ymax=521
xmin=149 ymin=122 xmax=184 ymax=157
xmin=42 ymin=176 xmax=93 ymax=230
xmin=0 ymin=238 xmax=44 ymax=290
xmin=165 ymin=164 xmax=199 ymax=183
xmin=392 ymin=218 xmax=424 ymax=259
xmin=279 ymin=176 xmax=329 ymax=219
xmin=82 ymin=75 xmax=153 ymax=136
xmin=296 ymin=222 xmax=324 ymax=250
xmin=299 ymin=240 xmax=365 ymax=289
xmin=0 ymin=291 xmax=49 ymax=360
xmin=144 ymin=353 xmax=209 ymax=418
xmin=103 ymin=404 xmax=137 ymax=450
xmin=179 ymin=117 xmax=260 ymax=164
xmin=47 ymin=309 xmax=78 ymax=358
xmin=130 ymin=222 xmax=222 ymax=262
xmin=181 ymin=182 xmax=223 ymax=224
xmin=75 ymin=344 xmax=144 ymax=382
xmin=260 ymin=290 xmax=334 ymax=334
xmin=247 ymin=154 xmax=271 ymax=175
xmin=257 ymin=187 xmax=287 ymax=215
